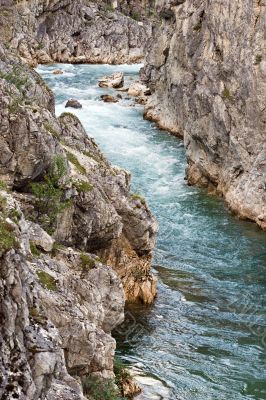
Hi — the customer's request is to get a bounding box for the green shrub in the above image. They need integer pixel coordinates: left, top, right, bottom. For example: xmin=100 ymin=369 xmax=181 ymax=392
xmin=66 ymin=151 xmax=87 ymax=175
xmin=81 ymin=376 xmax=121 ymax=400
xmin=36 ymin=41 xmax=44 ymax=50
xmin=31 ymin=155 xmax=69 ymax=232
xmin=114 ymin=358 xmax=131 ymax=391
xmin=0 ymin=65 xmax=28 ymax=91
xmin=0 ymin=217 xmax=18 ymax=254
xmin=51 ymin=241 xmax=65 ymax=256
xmin=131 ymin=11 xmax=140 ymax=21
xmin=0 ymin=180 xmax=8 ymax=190
xmin=9 ymin=208 xmax=21 ymax=224
xmin=37 ymin=270 xmax=57 ymax=291
xmin=80 ymin=253 xmax=96 ymax=271
xmin=74 ymin=180 xmax=93 ymax=193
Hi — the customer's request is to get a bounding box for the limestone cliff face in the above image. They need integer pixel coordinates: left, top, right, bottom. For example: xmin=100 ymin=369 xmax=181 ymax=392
xmin=143 ymin=0 xmax=266 ymax=228
xmin=0 ymin=0 xmax=153 ymax=65
xmin=0 ymin=43 xmax=157 ymax=399
xmin=0 ymin=192 xmax=123 ymax=399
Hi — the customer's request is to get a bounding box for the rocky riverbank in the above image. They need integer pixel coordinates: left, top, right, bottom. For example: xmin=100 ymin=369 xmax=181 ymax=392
xmin=142 ymin=0 xmax=266 ymax=229
xmin=0 ymin=42 xmax=158 ymax=399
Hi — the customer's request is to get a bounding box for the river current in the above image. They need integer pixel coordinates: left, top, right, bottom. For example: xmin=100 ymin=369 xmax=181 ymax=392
xmin=38 ymin=64 xmax=266 ymax=400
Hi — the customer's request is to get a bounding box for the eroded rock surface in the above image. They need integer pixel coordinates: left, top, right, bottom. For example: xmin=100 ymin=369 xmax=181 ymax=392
xmin=0 ymin=0 xmax=155 ymax=65
xmin=143 ymin=0 xmax=266 ymax=228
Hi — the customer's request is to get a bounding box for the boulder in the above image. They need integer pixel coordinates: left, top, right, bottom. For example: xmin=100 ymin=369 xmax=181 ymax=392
xmin=98 ymin=72 xmax=124 ymax=89
xmin=135 ymin=97 xmax=147 ymax=105
xmin=101 ymin=94 xmax=119 ymax=103
xmin=28 ymin=221 xmax=55 ymax=252
xmin=65 ymin=99 xmax=82 ymax=109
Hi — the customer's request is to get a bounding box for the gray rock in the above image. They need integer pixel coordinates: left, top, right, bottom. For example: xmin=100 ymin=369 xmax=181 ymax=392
xmin=143 ymin=0 xmax=266 ymax=229
xmin=28 ymin=221 xmax=55 ymax=252
xmin=0 ymin=196 xmax=86 ymax=399
xmin=0 ymin=0 xmax=155 ymax=66
xmin=65 ymin=99 xmax=82 ymax=109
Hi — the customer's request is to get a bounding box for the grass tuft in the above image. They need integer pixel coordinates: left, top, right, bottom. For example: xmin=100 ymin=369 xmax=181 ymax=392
xmin=66 ymin=151 xmax=87 ymax=175
xmin=74 ymin=180 xmax=93 ymax=193
xmin=222 ymin=87 xmax=233 ymax=100
xmin=0 ymin=217 xmax=18 ymax=254
xmin=37 ymin=270 xmax=57 ymax=291
xmin=30 ymin=241 xmax=41 ymax=257
xmin=131 ymin=193 xmax=146 ymax=205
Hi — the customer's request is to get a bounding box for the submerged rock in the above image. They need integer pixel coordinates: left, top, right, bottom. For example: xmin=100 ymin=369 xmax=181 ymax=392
xmin=52 ymin=69 xmax=64 ymax=75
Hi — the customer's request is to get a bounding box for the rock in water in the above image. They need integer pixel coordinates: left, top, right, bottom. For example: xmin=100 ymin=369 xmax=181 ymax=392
xmin=65 ymin=99 xmax=82 ymax=109
xmin=101 ymin=94 xmax=119 ymax=103
xmin=52 ymin=69 xmax=63 ymax=75
xmin=99 ymin=72 xmax=124 ymax=89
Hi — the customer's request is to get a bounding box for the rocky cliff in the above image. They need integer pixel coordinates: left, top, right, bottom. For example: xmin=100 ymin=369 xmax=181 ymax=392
xmin=0 ymin=42 xmax=157 ymax=399
xmin=143 ymin=0 xmax=266 ymax=229
xmin=0 ymin=0 xmax=154 ymax=66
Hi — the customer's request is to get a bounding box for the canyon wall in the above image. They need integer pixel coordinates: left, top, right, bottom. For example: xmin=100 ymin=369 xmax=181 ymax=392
xmin=0 ymin=0 xmax=155 ymax=66
xmin=143 ymin=0 xmax=266 ymax=228
xmin=0 ymin=42 xmax=157 ymax=399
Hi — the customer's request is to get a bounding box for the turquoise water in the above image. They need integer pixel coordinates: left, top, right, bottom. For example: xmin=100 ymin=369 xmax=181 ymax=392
xmin=38 ymin=64 xmax=266 ymax=400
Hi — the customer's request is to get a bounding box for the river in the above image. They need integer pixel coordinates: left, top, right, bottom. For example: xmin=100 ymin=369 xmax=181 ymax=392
xmin=38 ymin=64 xmax=266 ymax=400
